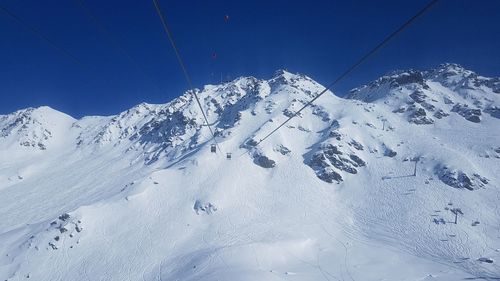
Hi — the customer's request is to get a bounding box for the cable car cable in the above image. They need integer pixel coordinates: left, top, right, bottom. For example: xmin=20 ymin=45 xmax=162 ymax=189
xmin=74 ymin=0 xmax=163 ymax=94
xmin=0 ymin=4 xmax=81 ymax=64
xmin=254 ymin=0 xmax=439 ymax=147
xmin=152 ymin=0 xmax=223 ymax=154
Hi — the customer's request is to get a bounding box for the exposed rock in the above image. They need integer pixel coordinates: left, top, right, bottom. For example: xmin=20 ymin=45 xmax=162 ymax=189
xmin=436 ymin=166 xmax=488 ymax=190
xmin=384 ymin=146 xmax=397 ymax=157
xmin=329 ymin=131 xmax=342 ymax=141
xmin=312 ymin=106 xmax=331 ymax=121
xmin=393 ymin=106 xmax=406 ymax=113
xmin=194 ymin=200 xmax=217 ymax=215
xmin=414 ymin=107 xmax=425 ymax=117
xmin=58 ymin=213 xmax=70 ymax=221
xmin=75 ymin=225 xmax=83 ymax=233
xmin=391 ymin=70 xmax=424 ymax=86
xmin=308 ymin=143 xmax=366 ymax=183
xmin=275 ymin=145 xmax=291 ymax=155
xmin=326 ymin=154 xmax=358 ymax=174
xmin=409 ymin=108 xmax=435 ymax=125
xmin=253 ymin=154 xmax=276 ymax=168
xmin=309 ymin=154 xmax=343 ymax=183
xmin=283 ymin=108 xmax=298 ymax=118
xmin=240 ymin=138 xmax=258 ymax=150
xmin=298 ymin=126 xmax=311 ymax=132
xmin=485 ymin=77 xmax=500 ymax=93
xmin=349 ymin=154 xmax=366 ymax=167
xmin=433 ymin=109 xmax=449 ymax=119
xmin=421 ymin=102 xmax=435 ymax=112
xmin=451 ymin=104 xmax=482 ymax=123
xmin=348 ymin=139 xmax=364 ymax=151
xmin=48 ymin=242 xmax=57 ymax=250
xmin=330 ymin=120 xmax=340 ymax=130
xmin=323 ymin=144 xmax=342 ymax=155
xmin=485 ymin=106 xmax=500 ymax=119
xmin=443 ymin=96 xmax=454 ymax=105
xmin=409 ymin=90 xmax=427 ymax=103
xmin=365 ymin=122 xmax=376 ymax=129
xmin=477 ymin=257 xmax=494 ymax=264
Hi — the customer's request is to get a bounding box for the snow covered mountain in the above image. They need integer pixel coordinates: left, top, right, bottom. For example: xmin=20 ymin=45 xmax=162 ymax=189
xmin=1 ymin=64 xmax=499 ymax=280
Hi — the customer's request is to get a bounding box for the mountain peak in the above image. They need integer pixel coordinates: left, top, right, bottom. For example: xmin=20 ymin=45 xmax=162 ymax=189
xmin=426 ymin=63 xmax=476 ymax=79
xmin=270 ymin=69 xmax=303 ymax=82
xmin=0 ymin=106 xmax=75 ymax=150
xmin=434 ymin=62 xmax=467 ymax=72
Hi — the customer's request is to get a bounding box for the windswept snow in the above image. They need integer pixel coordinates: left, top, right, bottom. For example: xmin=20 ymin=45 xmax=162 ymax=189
xmin=1 ymin=65 xmax=499 ymax=280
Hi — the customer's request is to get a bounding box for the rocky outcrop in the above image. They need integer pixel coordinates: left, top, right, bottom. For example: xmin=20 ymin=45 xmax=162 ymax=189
xmin=451 ymin=104 xmax=482 ymax=123
xmin=435 ymin=165 xmax=489 ymax=190
xmin=309 ymin=143 xmax=366 ymax=183
xmin=253 ymin=154 xmax=276 ymax=168
xmin=409 ymin=107 xmax=435 ymax=125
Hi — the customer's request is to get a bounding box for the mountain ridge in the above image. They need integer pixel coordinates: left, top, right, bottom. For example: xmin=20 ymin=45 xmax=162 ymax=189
xmin=1 ymin=64 xmax=499 ymax=280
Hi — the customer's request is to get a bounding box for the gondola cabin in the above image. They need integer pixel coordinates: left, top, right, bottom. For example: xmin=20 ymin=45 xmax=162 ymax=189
xmin=226 ymin=153 xmax=232 ymax=160
xmin=210 ymin=144 xmax=216 ymax=153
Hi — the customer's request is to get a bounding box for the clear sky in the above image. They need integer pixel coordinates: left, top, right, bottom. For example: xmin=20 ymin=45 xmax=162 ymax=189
xmin=1 ymin=0 xmax=499 ymax=118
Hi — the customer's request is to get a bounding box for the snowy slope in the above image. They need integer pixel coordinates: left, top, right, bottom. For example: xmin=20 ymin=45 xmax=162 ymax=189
xmin=0 ymin=65 xmax=499 ymax=280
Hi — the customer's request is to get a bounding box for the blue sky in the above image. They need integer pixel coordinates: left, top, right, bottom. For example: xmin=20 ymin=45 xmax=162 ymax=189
xmin=1 ymin=0 xmax=499 ymax=118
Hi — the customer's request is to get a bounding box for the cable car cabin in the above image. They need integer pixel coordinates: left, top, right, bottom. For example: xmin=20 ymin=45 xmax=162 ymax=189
xmin=226 ymin=153 xmax=232 ymax=160
xmin=210 ymin=144 xmax=216 ymax=153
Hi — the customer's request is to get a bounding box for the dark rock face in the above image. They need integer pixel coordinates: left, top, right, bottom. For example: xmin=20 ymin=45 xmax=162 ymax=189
xmin=384 ymin=147 xmax=397 ymax=157
xmin=134 ymin=111 xmax=197 ymax=145
xmin=241 ymin=138 xmax=258 ymax=149
xmin=466 ymin=115 xmax=481 ymax=123
xmin=434 ymin=109 xmax=450 ymax=119
xmin=346 ymin=70 xmax=427 ymax=101
xmin=410 ymin=91 xmax=427 ymax=103
xmin=348 ymin=140 xmax=364 ymax=151
xmin=443 ymin=96 xmax=454 ymax=105
xmin=414 ymin=108 xmax=426 ymax=117
xmin=436 ymin=166 xmax=488 ymax=190
xmin=349 ymin=154 xmax=366 ymax=167
xmin=312 ymin=106 xmax=331 ymax=121
xmin=58 ymin=213 xmax=70 ymax=221
xmin=451 ymin=104 xmax=482 ymax=123
xmin=194 ymin=200 xmax=217 ymax=215
xmin=409 ymin=108 xmax=435 ymax=125
xmin=326 ymin=154 xmax=358 ymax=174
xmin=310 ymin=154 xmax=343 ymax=183
xmin=478 ymin=257 xmax=494 ymax=264
xmin=393 ymin=107 xmax=406 ymax=113
xmin=421 ymin=102 xmax=436 ymax=112
xmin=324 ymin=144 xmax=342 ymax=155
xmin=393 ymin=71 xmax=424 ymax=86
xmin=318 ymin=167 xmax=343 ymax=183
xmin=485 ymin=106 xmax=500 ymax=119
xmin=308 ymin=143 xmax=366 ymax=183
xmin=253 ymin=154 xmax=276 ymax=168
xmin=484 ymin=77 xmax=500 ymax=93
xmin=275 ymin=145 xmax=291 ymax=155
xmin=329 ymin=131 xmax=342 ymax=140
xmin=283 ymin=108 xmax=297 ymax=118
